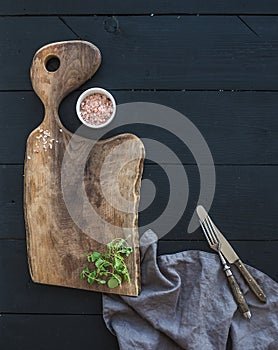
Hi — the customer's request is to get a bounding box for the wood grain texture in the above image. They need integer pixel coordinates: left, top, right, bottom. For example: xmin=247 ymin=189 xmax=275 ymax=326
xmin=24 ymin=41 xmax=145 ymax=296
xmin=3 ymin=16 xmax=278 ymax=90
xmin=226 ymin=273 xmax=251 ymax=318
xmin=234 ymin=259 xmax=267 ymax=302
xmin=1 ymin=1 xmax=278 ymax=15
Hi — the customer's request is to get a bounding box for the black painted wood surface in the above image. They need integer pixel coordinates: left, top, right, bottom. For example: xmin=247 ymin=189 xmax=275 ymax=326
xmin=1 ymin=2 xmax=278 ymax=349
xmin=2 ymin=1 xmax=278 ymax=15
xmin=3 ymin=16 xmax=278 ymax=90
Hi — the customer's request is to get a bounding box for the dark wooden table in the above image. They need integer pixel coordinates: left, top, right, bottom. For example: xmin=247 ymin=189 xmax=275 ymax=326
xmin=1 ymin=2 xmax=278 ymax=349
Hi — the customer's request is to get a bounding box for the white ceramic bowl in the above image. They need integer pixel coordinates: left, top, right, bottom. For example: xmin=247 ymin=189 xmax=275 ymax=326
xmin=76 ymin=87 xmax=116 ymax=128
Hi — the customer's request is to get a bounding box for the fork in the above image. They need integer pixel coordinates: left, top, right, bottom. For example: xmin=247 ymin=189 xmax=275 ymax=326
xmin=200 ymin=215 xmax=251 ymax=319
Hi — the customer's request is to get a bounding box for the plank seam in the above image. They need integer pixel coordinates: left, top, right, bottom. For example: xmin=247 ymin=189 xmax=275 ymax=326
xmin=4 ymin=89 xmax=278 ymax=93
xmin=58 ymin=17 xmax=82 ymax=39
xmin=2 ymin=14 xmax=278 ymax=17
xmin=0 ymin=312 xmax=104 ymax=316
xmin=237 ymin=15 xmax=260 ymax=38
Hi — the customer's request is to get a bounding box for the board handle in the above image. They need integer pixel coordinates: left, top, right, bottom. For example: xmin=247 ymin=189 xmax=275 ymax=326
xmin=30 ymin=40 xmax=101 ymax=119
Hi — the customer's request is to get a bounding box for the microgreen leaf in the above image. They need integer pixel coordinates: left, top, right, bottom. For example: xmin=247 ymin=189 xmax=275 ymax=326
xmin=113 ymin=274 xmax=122 ymax=284
xmin=92 ymin=252 xmax=101 ymax=261
xmin=87 ymin=276 xmax=94 ymax=284
xmin=95 ymin=258 xmax=104 ymax=268
xmin=108 ymin=277 xmax=119 ymax=288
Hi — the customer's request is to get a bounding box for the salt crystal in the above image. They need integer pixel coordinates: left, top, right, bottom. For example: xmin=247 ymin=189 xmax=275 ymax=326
xmin=80 ymin=93 xmax=114 ymax=126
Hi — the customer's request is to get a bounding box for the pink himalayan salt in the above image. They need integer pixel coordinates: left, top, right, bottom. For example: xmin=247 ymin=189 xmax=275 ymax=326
xmin=80 ymin=93 xmax=114 ymax=126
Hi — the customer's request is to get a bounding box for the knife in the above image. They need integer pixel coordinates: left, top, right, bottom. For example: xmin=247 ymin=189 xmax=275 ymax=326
xmin=197 ymin=206 xmax=267 ymax=303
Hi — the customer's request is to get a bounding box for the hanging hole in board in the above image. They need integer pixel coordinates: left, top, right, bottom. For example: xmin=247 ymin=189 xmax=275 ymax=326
xmin=45 ymin=56 xmax=60 ymax=72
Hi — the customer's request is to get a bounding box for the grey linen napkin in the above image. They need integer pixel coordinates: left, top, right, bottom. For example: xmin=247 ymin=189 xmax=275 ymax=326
xmin=103 ymin=229 xmax=278 ymax=350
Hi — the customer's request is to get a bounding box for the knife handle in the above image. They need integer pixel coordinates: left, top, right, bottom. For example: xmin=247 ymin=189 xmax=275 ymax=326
xmin=223 ymin=266 xmax=251 ymax=319
xmin=234 ymin=259 xmax=267 ymax=303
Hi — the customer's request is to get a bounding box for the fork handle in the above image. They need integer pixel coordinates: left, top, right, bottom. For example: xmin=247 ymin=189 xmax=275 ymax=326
xmin=234 ymin=259 xmax=267 ymax=303
xmin=223 ymin=265 xmax=251 ymax=319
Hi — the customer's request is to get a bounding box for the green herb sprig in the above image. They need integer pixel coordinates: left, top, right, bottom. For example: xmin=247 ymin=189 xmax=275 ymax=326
xmin=80 ymin=238 xmax=133 ymax=289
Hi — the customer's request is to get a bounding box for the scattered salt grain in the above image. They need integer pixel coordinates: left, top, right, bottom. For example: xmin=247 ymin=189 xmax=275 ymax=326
xmin=34 ymin=128 xmax=57 ymax=153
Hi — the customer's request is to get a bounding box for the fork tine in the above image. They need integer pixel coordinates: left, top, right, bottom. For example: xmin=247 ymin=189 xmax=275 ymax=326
xmin=199 ymin=220 xmax=213 ymax=245
xmin=205 ymin=215 xmax=219 ymax=244
xmin=200 ymin=219 xmax=216 ymax=248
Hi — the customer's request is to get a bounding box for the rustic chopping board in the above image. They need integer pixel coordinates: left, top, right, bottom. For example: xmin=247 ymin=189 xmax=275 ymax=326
xmin=24 ymin=40 xmax=145 ymax=296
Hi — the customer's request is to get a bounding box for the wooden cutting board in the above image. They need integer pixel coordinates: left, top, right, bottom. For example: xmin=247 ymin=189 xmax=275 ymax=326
xmin=24 ymin=40 xmax=145 ymax=296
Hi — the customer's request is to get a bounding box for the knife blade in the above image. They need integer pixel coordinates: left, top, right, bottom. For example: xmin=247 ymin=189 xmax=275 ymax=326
xmin=197 ymin=205 xmax=267 ymax=303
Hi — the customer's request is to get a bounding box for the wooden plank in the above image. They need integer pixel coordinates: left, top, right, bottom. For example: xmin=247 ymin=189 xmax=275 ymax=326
xmin=1 ymin=165 xmax=278 ymax=240
xmin=2 ymin=16 xmax=278 ymax=90
xmin=0 ymin=240 xmax=102 ymax=314
xmin=0 ymin=240 xmax=277 ymax=314
xmin=1 ymin=1 xmax=278 ymax=15
xmin=0 ymin=165 xmax=25 ymax=238
xmin=0 ymin=314 xmax=118 ymax=350
xmin=2 ymin=91 xmax=278 ymax=165
xmin=0 ymin=18 xmax=77 ymax=91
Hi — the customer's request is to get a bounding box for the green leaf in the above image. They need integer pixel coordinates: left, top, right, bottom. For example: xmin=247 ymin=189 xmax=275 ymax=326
xmin=114 ymin=257 xmax=124 ymax=269
xmin=98 ymin=279 xmax=106 ymax=285
xmin=119 ymin=267 xmax=128 ymax=274
xmin=126 ymin=247 xmax=133 ymax=256
xmin=104 ymin=253 xmax=111 ymax=259
xmin=108 ymin=277 xmax=119 ymax=288
xmin=90 ymin=270 xmax=97 ymax=278
xmin=84 ymin=267 xmax=90 ymax=273
xmin=80 ymin=271 xmax=86 ymax=279
xmin=99 ymin=270 xmax=109 ymax=276
xmin=113 ymin=274 xmax=122 ymax=284
xmin=95 ymin=258 xmax=104 ymax=268
xmin=87 ymin=276 xmax=94 ymax=284
xmin=118 ymin=247 xmax=127 ymax=252
xmin=92 ymin=252 xmax=101 ymax=262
